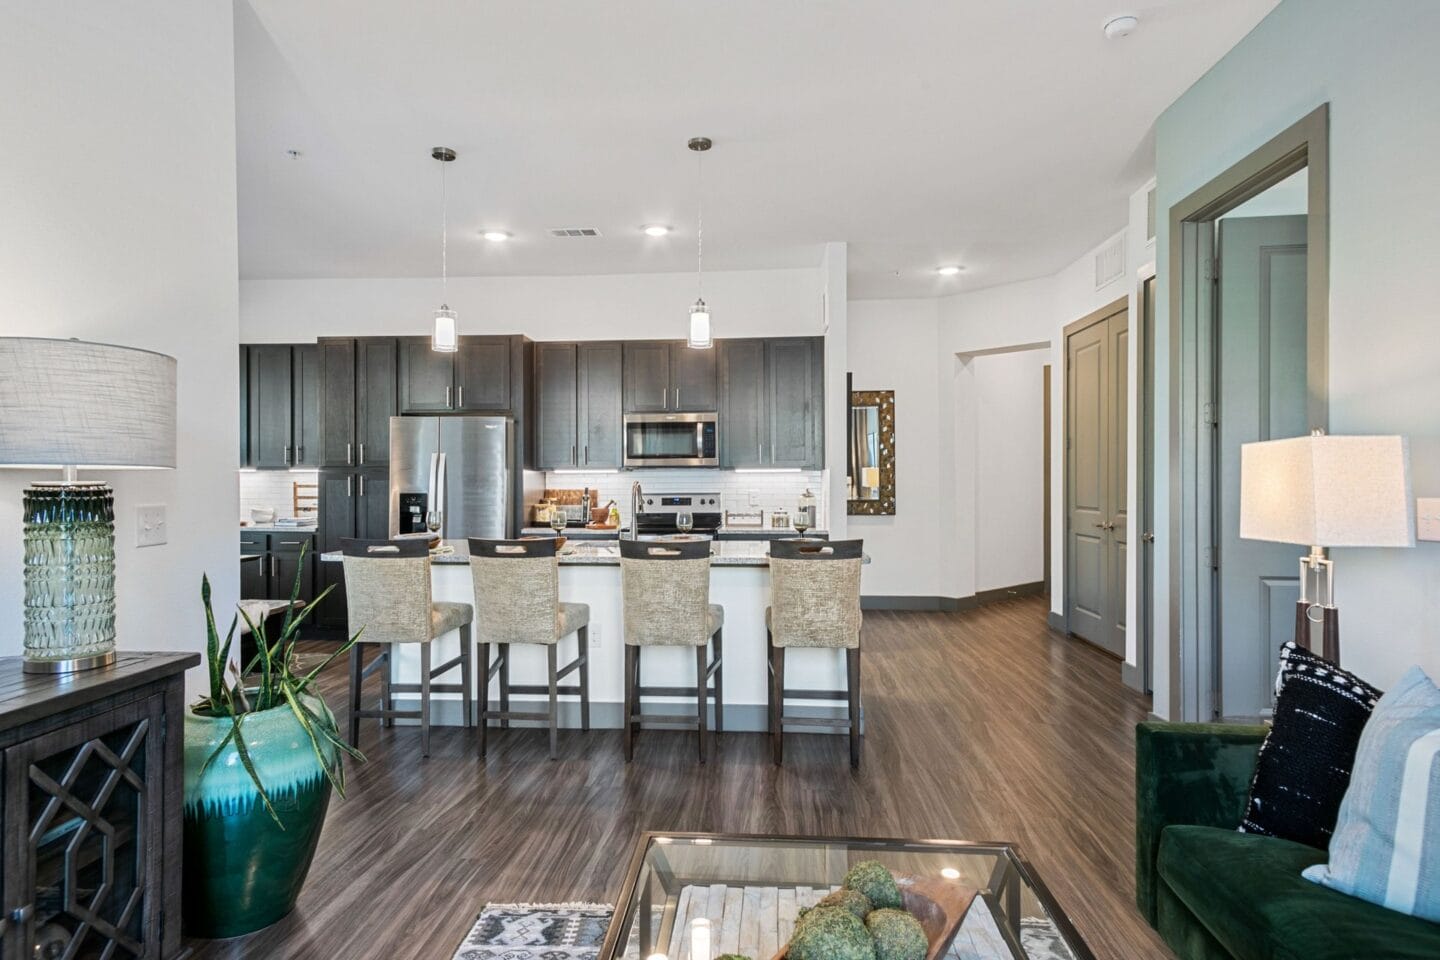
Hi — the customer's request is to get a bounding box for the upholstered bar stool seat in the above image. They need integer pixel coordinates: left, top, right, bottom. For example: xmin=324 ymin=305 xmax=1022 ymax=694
xmin=767 ymin=539 xmax=865 ymax=768
xmin=469 ymin=538 xmax=591 ymax=760
xmin=340 ymin=538 xmax=474 ymax=759
xmin=620 ymin=538 xmax=725 ymax=763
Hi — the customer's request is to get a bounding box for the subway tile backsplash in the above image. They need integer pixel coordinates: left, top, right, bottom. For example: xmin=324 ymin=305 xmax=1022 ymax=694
xmin=238 ymin=469 xmax=319 ymax=522
xmin=540 ymin=469 xmax=828 ymax=529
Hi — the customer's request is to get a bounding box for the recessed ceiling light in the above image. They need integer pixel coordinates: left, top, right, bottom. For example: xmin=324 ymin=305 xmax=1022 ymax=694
xmin=936 ymin=265 xmax=963 ymax=276
xmin=1103 ymin=15 xmax=1139 ymax=40
xmin=481 ymin=230 xmax=511 ymax=242
xmin=642 ymin=224 xmax=672 ymax=237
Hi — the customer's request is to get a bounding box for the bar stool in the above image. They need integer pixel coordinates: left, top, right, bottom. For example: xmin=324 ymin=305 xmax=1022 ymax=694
xmin=340 ymin=538 xmax=474 ymax=758
xmin=620 ymin=538 xmax=724 ymax=763
xmin=468 ymin=537 xmax=590 ymax=760
xmin=767 ymin=539 xmax=865 ymax=768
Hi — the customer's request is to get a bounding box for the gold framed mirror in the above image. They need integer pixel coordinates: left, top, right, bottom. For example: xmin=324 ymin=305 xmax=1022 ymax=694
xmin=847 ymin=389 xmax=895 ymax=515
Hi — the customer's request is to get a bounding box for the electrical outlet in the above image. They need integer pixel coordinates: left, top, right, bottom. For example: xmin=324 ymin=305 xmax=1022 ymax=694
xmin=136 ymin=505 xmax=167 ymax=547
xmin=590 ymin=623 xmax=602 ymax=647
xmin=1418 ymin=498 xmax=1440 ymax=542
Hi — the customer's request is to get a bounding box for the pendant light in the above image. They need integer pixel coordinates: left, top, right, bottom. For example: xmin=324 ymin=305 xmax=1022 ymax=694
xmin=431 ymin=146 xmax=458 ymax=353
xmin=687 ymin=136 xmax=713 ymax=349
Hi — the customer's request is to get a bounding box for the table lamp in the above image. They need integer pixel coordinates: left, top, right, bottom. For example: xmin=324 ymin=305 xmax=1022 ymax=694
xmin=0 ymin=337 xmax=177 ymax=673
xmin=1239 ymin=430 xmax=1414 ymax=664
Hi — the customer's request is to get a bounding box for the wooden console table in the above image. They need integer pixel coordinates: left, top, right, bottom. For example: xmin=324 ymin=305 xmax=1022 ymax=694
xmin=0 ymin=652 xmax=198 ymax=959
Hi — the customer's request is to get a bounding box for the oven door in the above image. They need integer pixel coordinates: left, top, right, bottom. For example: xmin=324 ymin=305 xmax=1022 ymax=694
xmin=623 ymin=413 xmax=719 ymax=467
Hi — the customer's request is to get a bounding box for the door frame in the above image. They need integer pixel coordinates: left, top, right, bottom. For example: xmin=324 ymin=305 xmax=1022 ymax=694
xmin=1062 ymin=295 xmax=1129 ymax=646
xmin=1123 ymin=263 xmax=1157 ymax=696
xmin=1167 ymin=103 xmax=1330 ymax=721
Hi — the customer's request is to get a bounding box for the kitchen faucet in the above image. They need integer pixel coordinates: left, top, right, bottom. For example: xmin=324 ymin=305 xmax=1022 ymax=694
xmin=628 ymin=481 xmax=643 ymax=540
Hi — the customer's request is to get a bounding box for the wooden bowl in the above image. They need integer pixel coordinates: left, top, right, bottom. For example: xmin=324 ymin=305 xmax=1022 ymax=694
xmin=771 ymin=875 xmax=976 ymax=960
xmin=521 ymin=535 xmax=566 ymax=551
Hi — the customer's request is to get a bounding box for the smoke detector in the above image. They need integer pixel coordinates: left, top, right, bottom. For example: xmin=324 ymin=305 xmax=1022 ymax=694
xmin=1103 ymin=15 xmax=1139 ymax=40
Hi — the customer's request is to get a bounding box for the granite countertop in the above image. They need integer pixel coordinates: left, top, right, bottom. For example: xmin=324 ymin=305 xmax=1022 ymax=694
xmin=319 ymin=539 xmax=864 ymax=567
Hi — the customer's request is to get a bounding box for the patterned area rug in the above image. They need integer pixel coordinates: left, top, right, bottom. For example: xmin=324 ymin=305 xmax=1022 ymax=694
xmin=451 ymin=901 xmax=1073 ymax=960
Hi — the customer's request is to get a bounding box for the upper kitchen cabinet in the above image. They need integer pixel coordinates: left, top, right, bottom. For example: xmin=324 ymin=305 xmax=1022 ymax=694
xmin=718 ymin=336 xmax=824 ymax=469
xmin=399 ymin=335 xmax=519 ymax=414
xmin=534 ymin=341 xmax=623 ymax=469
xmin=622 ymin=341 xmax=716 ymax=413
xmin=318 ymin=337 xmax=397 ymax=467
xmin=242 ymin=343 xmax=318 ymax=468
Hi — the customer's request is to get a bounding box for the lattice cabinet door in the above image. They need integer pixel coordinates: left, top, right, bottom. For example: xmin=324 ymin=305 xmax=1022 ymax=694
xmin=2 ymin=694 xmax=165 ymax=960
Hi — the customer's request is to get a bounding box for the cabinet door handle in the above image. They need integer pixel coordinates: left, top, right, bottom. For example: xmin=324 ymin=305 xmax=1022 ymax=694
xmin=347 ymin=475 xmax=353 ymax=497
xmin=358 ymin=442 xmax=366 ymax=465
xmin=346 ymin=441 xmax=353 ymax=465
xmin=359 ymin=475 xmax=366 ymax=497
xmin=446 ymin=386 xmax=453 ymax=408
xmin=660 ymin=387 xmax=666 ymax=408
xmin=279 ymin=539 xmax=303 ymax=546
xmin=675 ymin=387 xmax=680 ymax=408
xmin=457 ymin=385 xmax=464 ymax=407
xmin=297 ymin=445 xmax=304 ymax=463
xmin=270 ymin=555 xmax=277 ymax=578
xmin=283 ymin=444 xmax=291 ymax=465
xmin=584 ymin=444 xmax=589 ymax=464
xmin=758 ymin=442 xmax=763 ymax=463
xmin=571 ymin=444 xmax=577 ymax=466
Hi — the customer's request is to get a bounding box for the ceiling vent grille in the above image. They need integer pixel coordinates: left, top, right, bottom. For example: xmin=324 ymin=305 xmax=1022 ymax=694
xmin=1094 ymin=232 xmax=1126 ymax=290
xmin=547 ymin=227 xmax=603 ymax=238
xmin=1146 ymin=187 xmax=1157 ymax=241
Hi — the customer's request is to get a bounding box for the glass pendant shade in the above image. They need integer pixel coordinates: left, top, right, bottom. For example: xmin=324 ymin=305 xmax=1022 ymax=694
xmin=688 ymin=300 xmax=713 ymax=349
xmin=432 ymin=306 xmax=458 ymax=352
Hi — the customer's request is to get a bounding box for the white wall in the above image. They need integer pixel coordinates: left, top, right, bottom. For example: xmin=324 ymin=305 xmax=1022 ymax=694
xmin=241 ymin=268 xmax=822 ymax=342
xmin=0 ymin=1 xmax=240 ymax=693
xmin=971 ymin=348 xmax=1048 ymax=592
xmin=847 ymin=299 xmax=942 ymax=597
xmin=1153 ymin=0 xmax=1440 ymax=715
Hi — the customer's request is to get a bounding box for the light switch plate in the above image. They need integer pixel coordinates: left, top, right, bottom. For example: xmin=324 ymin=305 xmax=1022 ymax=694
xmin=136 ymin=505 xmax=167 ymax=547
xmin=1418 ymin=498 xmax=1440 ymax=542
xmin=590 ymin=623 xmax=602 ymax=647
xmin=749 ymin=490 xmax=759 ymax=506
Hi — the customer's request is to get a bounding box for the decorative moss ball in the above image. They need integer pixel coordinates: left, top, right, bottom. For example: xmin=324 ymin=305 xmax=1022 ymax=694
xmin=842 ymin=860 xmax=904 ymax=910
xmin=787 ymin=905 xmax=876 ymax=960
xmin=815 ymin=888 xmax=873 ymax=921
xmin=866 ymin=908 xmax=927 ymax=960
xmin=714 ymin=955 xmax=753 ymax=960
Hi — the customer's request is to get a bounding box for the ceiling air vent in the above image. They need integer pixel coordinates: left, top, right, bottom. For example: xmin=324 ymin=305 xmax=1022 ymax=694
xmin=547 ymin=227 xmax=603 ymax=238
xmin=1094 ymin=232 xmax=1126 ymax=290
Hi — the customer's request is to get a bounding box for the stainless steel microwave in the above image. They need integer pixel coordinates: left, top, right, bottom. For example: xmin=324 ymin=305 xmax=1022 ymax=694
xmin=623 ymin=412 xmax=719 ymax=468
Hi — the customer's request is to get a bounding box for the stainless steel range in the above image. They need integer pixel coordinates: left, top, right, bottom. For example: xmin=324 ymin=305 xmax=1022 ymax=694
xmin=631 ymin=490 xmax=723 ymax=537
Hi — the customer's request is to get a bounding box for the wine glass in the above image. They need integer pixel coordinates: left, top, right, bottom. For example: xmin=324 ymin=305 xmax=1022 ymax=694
xmin=550 ymin=509 xmax=568 ymax=536
xmin=425 ymin=510 xmax=442 ymax=536
xmin=675 ymin=509 xmax=694 ymax=535
xmin=793 ymin=511 xmax=811 ymax=537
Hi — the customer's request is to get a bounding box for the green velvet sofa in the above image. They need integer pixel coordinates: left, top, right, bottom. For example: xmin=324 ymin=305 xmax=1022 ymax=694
xmin=1135 ymin=721 xmax=1440 ymax=960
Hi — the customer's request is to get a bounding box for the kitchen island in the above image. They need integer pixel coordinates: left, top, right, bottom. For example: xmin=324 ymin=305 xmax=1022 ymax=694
xmin=319 ymin=539 xmax=861 ymax=731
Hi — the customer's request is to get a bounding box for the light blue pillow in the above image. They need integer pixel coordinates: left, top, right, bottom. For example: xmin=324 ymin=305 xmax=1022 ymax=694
xmin=1303 ymin=666 xmax=1440 ymax=921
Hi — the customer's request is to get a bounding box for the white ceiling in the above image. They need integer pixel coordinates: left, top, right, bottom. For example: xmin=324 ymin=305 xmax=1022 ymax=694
xmin=235 ymin=0 xmax=1278 ymax=299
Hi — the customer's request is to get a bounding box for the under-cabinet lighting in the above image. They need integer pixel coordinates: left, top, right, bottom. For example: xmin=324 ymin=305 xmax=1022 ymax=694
xmin=733 ymin=468 xmax=803 ymax=474
xmin=551 ymin=469 xmax=619 ymax=475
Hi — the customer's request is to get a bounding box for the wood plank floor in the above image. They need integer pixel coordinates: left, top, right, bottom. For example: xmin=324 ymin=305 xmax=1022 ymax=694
xmin=186 ymin=597 xmax=1172 ymax=960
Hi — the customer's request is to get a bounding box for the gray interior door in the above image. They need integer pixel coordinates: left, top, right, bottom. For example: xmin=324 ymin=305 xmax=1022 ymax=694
xmin=1067 ymin=319 xmax=1110 ymax=647
xmin=1217 ymin=214 xmax=1308 ymax=718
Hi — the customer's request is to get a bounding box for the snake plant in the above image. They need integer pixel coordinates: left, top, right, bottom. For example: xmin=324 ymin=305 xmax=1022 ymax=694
xmin=193 ymin=541 xmax=365 ymax=827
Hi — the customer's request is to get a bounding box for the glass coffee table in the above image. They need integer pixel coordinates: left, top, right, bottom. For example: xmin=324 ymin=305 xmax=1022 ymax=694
xmin=601 ymin=832 xmax=1093 ymax=960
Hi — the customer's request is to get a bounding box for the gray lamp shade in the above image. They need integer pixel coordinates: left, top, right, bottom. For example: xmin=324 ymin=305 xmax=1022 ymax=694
xmin=1239 ymin=434 xmax=1415 ymax=548
xmin=0 ymin=337 xmax=177 ymax=469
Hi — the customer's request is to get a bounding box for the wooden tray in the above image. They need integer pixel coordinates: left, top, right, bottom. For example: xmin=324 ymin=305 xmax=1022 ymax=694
xmin=771 ymin=875 xmax=976 ymax=960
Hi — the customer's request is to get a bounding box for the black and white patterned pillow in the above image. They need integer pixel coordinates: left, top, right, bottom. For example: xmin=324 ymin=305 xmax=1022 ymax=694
xmin=1238 ymin=642 xmax=1381 ymax=849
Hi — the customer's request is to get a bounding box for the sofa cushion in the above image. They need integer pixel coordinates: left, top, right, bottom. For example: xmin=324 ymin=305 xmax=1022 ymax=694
xmin=1158 ymin=825 xmax=1440 ymax=959
xmin=1239 ymin=642 xmax=1381 ymax=849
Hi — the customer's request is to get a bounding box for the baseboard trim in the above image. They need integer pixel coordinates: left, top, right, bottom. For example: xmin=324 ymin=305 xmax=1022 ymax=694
xmin=1047 ymin=611 xmax=1068 ymax=634
xmin=1120 ymin=659 xmax=1144 ymax=693
xmin=862 ymin=581 xmax=1046 ymax=612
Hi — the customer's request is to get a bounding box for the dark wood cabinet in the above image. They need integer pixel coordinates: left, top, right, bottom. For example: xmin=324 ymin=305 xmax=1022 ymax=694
xmin=623 ymin=341 xmax=672 ymax=412
xmin=717 ymin=337 xmax=824 ymax=469
xmin=293 ymin=344 xmax=320 ymax=467
xmin=455 ymin=337 xmax=512 ymax=411
xmin=318 ymin=339 xmax=357 ymax=467
xmin=767 ymin=338 xmax=821 ymax=468
xmin=311 ymin=468 xmax=388 ymax=629
xmin=671 ymin=342 xmax=717 ymax=411
xmin=719 ymin=339 xmax=767 ymax=468
xmin=535 ymin=343 xmax=579 ymax=467
xmin=0 ymin=653 xmax=195 ymax=960
xmin=399 ymin=338 xmax=459 ymax=412
xmin=246 ymin=344 xmax=294 ymax=468
xmin=319 ymin=337 xmax=396 ymax=468
xmin=578 ymin=342 xmax=624 ymax=468
xmin=238 ymin=531 xmax=316 ymax=603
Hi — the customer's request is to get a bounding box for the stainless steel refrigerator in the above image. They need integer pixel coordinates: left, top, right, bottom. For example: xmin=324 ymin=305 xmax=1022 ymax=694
xmin=389 ymin=416 xmax=513 ymax=540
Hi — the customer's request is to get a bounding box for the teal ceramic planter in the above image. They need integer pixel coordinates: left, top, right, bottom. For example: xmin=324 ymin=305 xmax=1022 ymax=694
xmin=182 ymin=696 xmax=337 ymax=939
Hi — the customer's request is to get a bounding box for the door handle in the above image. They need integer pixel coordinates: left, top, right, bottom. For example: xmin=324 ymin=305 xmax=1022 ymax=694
xmin=445 ymin=386 xmax=452 ymax=408
xmin=346 ymin=441 xmax=353 ymax=465
xmin=457 ymin=385 xmax=464 ymax=407
xmin=358 ymin=442 xmax=366 ymax=465
xmin=358 ymin=474 xmax=366 ymax=497
xmin=1142 ymin=532 xmax=1155 ymax=543
xmin=347 ymin=475 xmax=353 ymax=497
xmin=675 ymin=387 xmax=680 ymax=408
